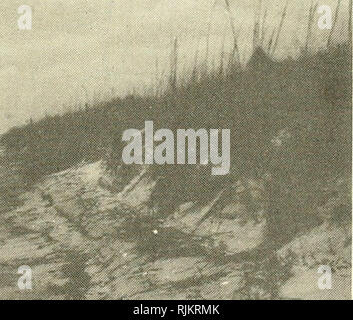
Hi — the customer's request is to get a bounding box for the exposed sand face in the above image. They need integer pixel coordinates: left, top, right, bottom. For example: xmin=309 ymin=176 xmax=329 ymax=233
xmin=0 ymin=159 xmax=350 ymax=299
xmin=0 ymin=0 xmax=349 ymax=133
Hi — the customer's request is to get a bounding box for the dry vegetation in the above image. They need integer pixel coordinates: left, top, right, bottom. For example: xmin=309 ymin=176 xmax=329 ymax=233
xmin=1 ymin=2 xmax=351 ymax=246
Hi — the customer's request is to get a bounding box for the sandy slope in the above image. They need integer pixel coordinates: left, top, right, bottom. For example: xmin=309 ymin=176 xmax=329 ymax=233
xmin=0 ymin=161 xmax=350 ymax=299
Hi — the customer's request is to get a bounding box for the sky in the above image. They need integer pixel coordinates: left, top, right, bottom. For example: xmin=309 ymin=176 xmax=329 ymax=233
xmin=0 ymin=0 xmax=349 ymax=134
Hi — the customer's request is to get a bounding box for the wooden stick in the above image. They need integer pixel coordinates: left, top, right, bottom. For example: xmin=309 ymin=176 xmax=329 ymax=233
xmin=271 ymin=1 xmax=289 ymax=56
xmin=327 ymin=0 xmax=342 ymax=47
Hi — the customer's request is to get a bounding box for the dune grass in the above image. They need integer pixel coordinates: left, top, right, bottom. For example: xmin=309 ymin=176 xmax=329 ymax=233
xmin=0 ymin=4 xmax=351 ymax=246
